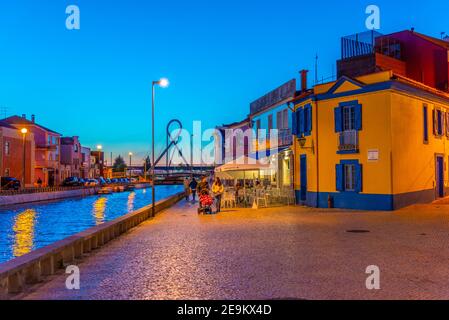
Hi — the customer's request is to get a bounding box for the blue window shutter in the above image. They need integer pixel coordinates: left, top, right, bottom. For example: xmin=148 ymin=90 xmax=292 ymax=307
xmin=423 ymin=106 xmax=428 ymax=142
xmin=355 ymin=103 xmax=362 ymax=130
xmin=334 ymin=106 xmax=342 ymax=132
xmin=441 ymin=111 xmax=446 ymax=136
xmin=305 ymin=105 xmax=312 ymax=135
xmin=355 ymin=163 xmax=363 ymax=193
xmin=292 ymin=110 xmax=298 ymax=136
xmin=299 ymin=108 xmax=305 ymax=135
xmin=336 ymin=164 xmax=343 ymax=192
xmin=433 ymin=109 xmax=437 ymax=135
xmin=446 ymin=112 xmax=449 ymax=137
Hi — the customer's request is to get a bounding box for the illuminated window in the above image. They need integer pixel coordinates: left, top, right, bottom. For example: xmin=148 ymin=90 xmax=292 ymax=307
xmin=4 ymin=141 xmax=10 ymax=155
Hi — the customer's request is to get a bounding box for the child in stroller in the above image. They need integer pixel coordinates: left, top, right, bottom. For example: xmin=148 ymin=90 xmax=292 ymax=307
xmin=198 ymin=189 xmax=215 ymax=214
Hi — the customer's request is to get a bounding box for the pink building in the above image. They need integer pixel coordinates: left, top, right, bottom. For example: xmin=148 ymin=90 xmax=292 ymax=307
xmin=60 ymin=136 xmax=82 ymax=179
xmin=0 ymin=120 xmax=35 ymax=187
xmin=4 ymin=115 xmax=61 ymax=187
xmin=81 ymin=146 xmax=92 ymax=179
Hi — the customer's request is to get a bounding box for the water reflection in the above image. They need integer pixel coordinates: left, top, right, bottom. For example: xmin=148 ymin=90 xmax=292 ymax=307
xmin=127 ymin=192 xmax=136 ymax=212
xmin=0 ymin=185 xmax=183 ymax=264
xmin=93 ymin=197 xmax=108 ymax=225
xmin=13 ymin=209 xmax=37 ymax=257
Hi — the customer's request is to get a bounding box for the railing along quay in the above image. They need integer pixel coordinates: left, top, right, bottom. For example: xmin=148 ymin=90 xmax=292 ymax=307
xmin=0 ymin=186 xmax=99 ymax=196
xmin=0 ymin=191 xmax=185 ymax=299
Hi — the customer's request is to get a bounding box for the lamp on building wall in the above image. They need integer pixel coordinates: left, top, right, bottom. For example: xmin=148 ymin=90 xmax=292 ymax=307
xmin=151 ymin=77 xmax=170 ymax=217
xmin=20 ymin=128 xmax=28 ymax=189
xmin=298 ymin=135 xmax=315 ymax=154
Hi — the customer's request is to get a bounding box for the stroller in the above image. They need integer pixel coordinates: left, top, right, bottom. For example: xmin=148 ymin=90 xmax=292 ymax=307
xmin=198 ymin=190 xmax=215 ymax=215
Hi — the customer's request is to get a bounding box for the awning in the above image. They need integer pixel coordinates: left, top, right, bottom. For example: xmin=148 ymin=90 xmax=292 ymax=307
xmin=248 ymin=145 xmax=290 ymax=160
xmin=214 ymin=156 xmax=271 ymax=173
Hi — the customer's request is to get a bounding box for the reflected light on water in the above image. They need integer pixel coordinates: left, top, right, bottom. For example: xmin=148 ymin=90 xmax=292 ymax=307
xmin=93 ymin=197 xmax=108 ymax=225
xmin=13 ymin=209 xmax=37 ymax=258
xmin=127 ymin=192 xmax=136 ymax=212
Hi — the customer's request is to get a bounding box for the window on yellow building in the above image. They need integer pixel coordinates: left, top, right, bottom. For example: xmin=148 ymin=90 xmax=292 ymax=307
xmin=335 ymin=101 xmax=361 ymax=154
xmin=292 ymin=104 xmax=312 ymax=137
xmin=433 ymin=108 xmax=444 ymax=137
xmin=445 ymin=112 xmax=449 ymax=137
xmin=423 ymin=104 xmax=429 ymax=143
xmin=336 ymin=160 xmax=362 ymax=193
xmin=344 ymin=164 xmax=356 ymax=191
xmin=343 ymin=106 xmax=356 ymax=131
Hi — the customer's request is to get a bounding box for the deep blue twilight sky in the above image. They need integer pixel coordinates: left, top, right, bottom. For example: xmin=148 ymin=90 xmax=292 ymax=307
xmin=0 ymin=0 xmax=448 ymax=163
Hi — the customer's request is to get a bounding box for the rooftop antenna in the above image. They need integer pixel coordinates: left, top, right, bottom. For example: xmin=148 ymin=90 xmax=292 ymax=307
xmin=441 ymin=32 xmax=446 ymax=40
xmin=0 ymin=106 xmax=9 ymax=119
xmin=331 ymin=63 xmax=335 ymax=81
xmin=315 ymin=53 xmax=318 ymax=85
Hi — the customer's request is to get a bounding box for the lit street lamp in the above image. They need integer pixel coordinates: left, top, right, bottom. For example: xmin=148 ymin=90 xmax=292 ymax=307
xmin=151 ymin=78 xmax=169 ymax=216
xmin=129 ymin=152 xmax=133 ymax=178
xmin=97 ymin=145 xmax=103 ymax=178
xmin=21 ymin=128 xmax=28 ymax=189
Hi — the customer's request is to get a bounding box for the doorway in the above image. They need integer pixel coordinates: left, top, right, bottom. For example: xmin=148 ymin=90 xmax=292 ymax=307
xmin=436 ymin=155 xmax=444 ymax=198
xmin=300 ymin=155 xmax=307 ymax=202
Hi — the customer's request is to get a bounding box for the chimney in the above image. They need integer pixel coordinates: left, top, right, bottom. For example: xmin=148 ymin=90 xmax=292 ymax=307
xmin=31 ymin=114 xmax=35 ymax=123
xmin=22 ymin=114 xmax=26 ymax=119
xmin=300 ymin=69 xmax=308 ymax=92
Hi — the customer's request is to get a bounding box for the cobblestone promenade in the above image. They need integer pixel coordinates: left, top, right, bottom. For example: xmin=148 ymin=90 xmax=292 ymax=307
xmin=21 ymin=201 xmax=449 ymax=300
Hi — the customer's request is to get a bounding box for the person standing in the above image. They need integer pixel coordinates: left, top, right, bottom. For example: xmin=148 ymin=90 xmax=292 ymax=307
xmin=189 ymin=177 xmax=198 ymax=202
xmin=197 ymin=176 xmax=210 ymax=195
xmin=183 ymin=177 xmax=191 ymax=201
xmin=212 ymin=177 xmax=225 ymax=213
xmin=196 ymin=176 xmax=210 ymax=209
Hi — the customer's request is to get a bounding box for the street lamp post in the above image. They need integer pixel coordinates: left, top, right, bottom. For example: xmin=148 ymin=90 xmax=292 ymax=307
xmin=21 ymin=128 xmax=28 ymax=189
xmin=129 ymin=152 xmax=133 ymax=178
xmin=190 ymin=133 xmax=194 ymax=178
xmin=96 ymin=145 xmax=103 ymax=178
xmin=151 ymin=78 xmax=169 ymax=217
xmin=144 ymin=157 xmax=147 ymax=182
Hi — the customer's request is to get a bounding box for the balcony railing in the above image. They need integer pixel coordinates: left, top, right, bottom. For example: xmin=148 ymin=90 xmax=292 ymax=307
xmin=252 ymin=128 xmax=293 ymax=152
xmin=278 ymin=128 xmax=293 ymax=147
xmin=35 ymin=160 xmax=60 ymax=168
xmin=338 ymin=130 xmax=359 ymax=152
xmin=36 ymin=144 xmax=58 ymax=150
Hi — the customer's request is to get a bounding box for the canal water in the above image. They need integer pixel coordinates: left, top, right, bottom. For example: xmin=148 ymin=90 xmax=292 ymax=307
xmin=0 ymin=185 xmax=183 ymax=264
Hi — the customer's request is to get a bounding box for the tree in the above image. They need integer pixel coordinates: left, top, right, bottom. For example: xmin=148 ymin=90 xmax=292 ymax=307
xmin=113 ymin=155 xmax=127 ymax=172
xmin=144 ymin=156 xmax=152 ymax=172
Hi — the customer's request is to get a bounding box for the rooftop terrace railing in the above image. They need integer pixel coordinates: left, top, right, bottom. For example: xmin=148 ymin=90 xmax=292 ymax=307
xmin=341 ymin=30 xmax=383 ymax=59
xmin=0 ymin=186 xmax=98 ymax=196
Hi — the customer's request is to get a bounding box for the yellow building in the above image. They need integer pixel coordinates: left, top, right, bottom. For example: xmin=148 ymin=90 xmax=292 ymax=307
xmin=293 ymin=70 xmax=449 ymax=210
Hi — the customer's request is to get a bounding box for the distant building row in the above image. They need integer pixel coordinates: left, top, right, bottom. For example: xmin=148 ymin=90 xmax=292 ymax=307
xmin=0 ymin=114 xmax=104 ymax=187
